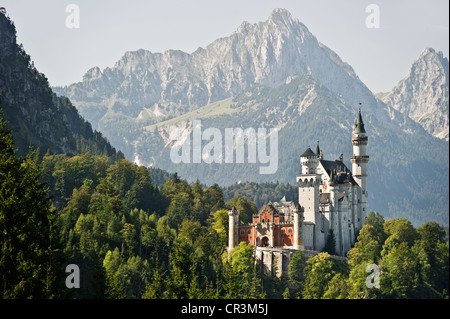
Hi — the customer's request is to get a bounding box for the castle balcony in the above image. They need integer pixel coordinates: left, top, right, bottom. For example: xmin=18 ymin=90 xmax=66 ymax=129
xmin=350 ymin=155 xmax=369 ymax=163
xmin=351 ymin=135 xmax=368 ymax=145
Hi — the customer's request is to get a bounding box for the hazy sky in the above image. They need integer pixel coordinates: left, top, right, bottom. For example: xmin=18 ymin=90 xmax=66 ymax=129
xmin=2 ymin=0 xmax=448 ymax=93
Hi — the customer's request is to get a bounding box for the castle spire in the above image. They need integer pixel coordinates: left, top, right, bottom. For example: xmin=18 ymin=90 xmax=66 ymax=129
xmin=353 ymin=106 xmax=366 ymax=134
xmin=350 ymin=105 xmax=369 ymax=230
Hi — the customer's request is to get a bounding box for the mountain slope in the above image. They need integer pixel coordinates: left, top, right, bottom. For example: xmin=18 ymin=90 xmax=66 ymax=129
xmin=54 ymin=8 xmax=374 ymax=130
xmin=381 ymin=48 xmax=449 ymax=141
xmin=0 ymin=11 xmax=117 ymax=157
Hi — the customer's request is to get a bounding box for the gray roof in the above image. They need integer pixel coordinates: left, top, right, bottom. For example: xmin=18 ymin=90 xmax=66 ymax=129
xmin=353 ymin=108 xmax=366 ymax=134
xmin=319 ymin=193 xmax=330 ymax=204
xmin=320 ymin=159 xmax=358 ymax=186
xmin=320 ymin=159 xmax=349 ymax=174
xmin=301 ymin=147 xmax=316 ymax=157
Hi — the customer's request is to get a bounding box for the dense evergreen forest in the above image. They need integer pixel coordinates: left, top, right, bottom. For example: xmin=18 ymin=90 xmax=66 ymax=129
xmin=0 ymin=111 xmax=448 ymax=299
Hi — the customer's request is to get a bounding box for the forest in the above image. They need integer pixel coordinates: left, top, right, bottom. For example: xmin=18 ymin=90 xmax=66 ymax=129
xmin=0 ymin=111 xmax=448 ymax=299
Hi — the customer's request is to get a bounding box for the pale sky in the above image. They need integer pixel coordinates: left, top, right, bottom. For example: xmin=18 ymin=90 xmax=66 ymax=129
xmin=2 ymin=0 xmax=449 ymax=93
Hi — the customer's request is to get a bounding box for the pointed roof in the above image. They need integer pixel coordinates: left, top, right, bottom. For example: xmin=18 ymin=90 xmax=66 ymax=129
xmin=256 ymin=202 xmax=280 ymax=217
xmin=315 ymin=141 xmax=320 ymax=157
xmin=301 ymin=147 xmax=316 ymax=157
xmin=353 ymin=107 xmax=366 ymax=134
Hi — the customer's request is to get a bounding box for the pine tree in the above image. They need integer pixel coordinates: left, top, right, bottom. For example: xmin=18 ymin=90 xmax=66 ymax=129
xmin=0 ymin=108 xmax=64 ymax=298
xmin=142 ymin=256 xmax=166 ymax=299
xmin=323 ymin=228 xmax=336 ymax=255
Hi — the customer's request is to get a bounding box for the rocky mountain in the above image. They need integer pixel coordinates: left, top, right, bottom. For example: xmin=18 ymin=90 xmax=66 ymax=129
xmin=0 ymin=11 xmax=118 ymax=157
xmin=54 ymin=8 xmax=373 ymax=130
xmin=380 ymin=48 xmax=449 ymax=141
xmin=53 ymin=9 xmax=448 ymax=226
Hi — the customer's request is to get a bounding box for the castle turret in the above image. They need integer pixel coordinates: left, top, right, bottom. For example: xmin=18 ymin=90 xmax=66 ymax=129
xmin=297 ymin=147 xmax=323 ymax=250
xmin=350 ymin=108 xmax=369 ymax=226
xmin=315 ymin=141 xmax=323 ymax=160
xmin=300 ymin=147 xmax=319 ymax=175
xmin=293 ymin=204 xmax=304 ymax=249
xmin=228 ymin=206 xmax=239 ymax=251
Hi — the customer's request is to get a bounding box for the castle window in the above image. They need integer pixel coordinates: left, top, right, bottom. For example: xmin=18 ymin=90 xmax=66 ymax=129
xmin=262 ymin=219 xmax=265 ymax=223
xmin=288 ymin=228 xmax=292 ymax=233
xmin=281 ymin=229 xmax=285 ymax=233
xmin=240 ymin=230 xmax=244 ymax=235
xmin=248 ymin=230 xmax=251 ymax=234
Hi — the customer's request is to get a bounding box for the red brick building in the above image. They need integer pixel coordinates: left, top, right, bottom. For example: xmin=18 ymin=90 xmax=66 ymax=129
xmin=229 ymin=197 xmax=303 ymax=249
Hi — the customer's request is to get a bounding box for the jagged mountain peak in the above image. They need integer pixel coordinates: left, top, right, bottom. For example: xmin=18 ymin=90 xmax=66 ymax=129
xmin=232 ymin=8 xmax=312 ymax=39
xmin=235 ymin=20 xmax=252 ymax=34
xmin=269 ymin=8 xmax=292 ymax=18
xmin=83 ymin=66 xmax=102 ymax=81
xmin=414 ymin=47 xmax=449 ymax=72
xmin=381 ymin=47 xmax=449 ymax=141
xmin=420 ymin=47 xmax=436 ymax=55
xmin=54 ymin=7 xmax=380 ymax=132
xmin=268 ymin=8 xmax=295 ymax=25
xmin=57 ymin=9 xmax=340 ymax=123
xmin=419 ymin=47 xmax=446 ymax=60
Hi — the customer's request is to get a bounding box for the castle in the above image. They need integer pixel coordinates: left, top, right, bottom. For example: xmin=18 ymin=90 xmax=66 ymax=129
xmin=228 ymin=109 xmax=369 ymax=262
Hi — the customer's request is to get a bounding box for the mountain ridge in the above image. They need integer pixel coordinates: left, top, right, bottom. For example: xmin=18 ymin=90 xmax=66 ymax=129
xmin=53 ymin=8 xmax=371 ymax=128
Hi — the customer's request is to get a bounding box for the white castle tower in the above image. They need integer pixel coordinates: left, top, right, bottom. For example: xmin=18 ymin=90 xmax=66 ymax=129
xmin=293 ymin=204 xmax=304 ymax=250
xmin=350 ymin=108 xmax=369 ymax=229
xmin=228 ymin=206 xmax=239 ymax=251
xmin=297 ymin=147 xmax=323 ymax=250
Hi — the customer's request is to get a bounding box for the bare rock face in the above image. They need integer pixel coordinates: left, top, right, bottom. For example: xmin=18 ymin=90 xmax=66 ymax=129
xmin=382 ymin=48 xmax=449 ymax=141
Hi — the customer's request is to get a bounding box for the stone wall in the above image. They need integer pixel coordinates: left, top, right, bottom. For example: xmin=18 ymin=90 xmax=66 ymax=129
xmin=255 ymin=247 xmax=347 ymax=278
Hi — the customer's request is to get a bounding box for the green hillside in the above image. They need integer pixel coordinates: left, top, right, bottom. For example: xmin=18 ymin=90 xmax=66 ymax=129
xmin=0 ymin=12 xmax=117 ymax=158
